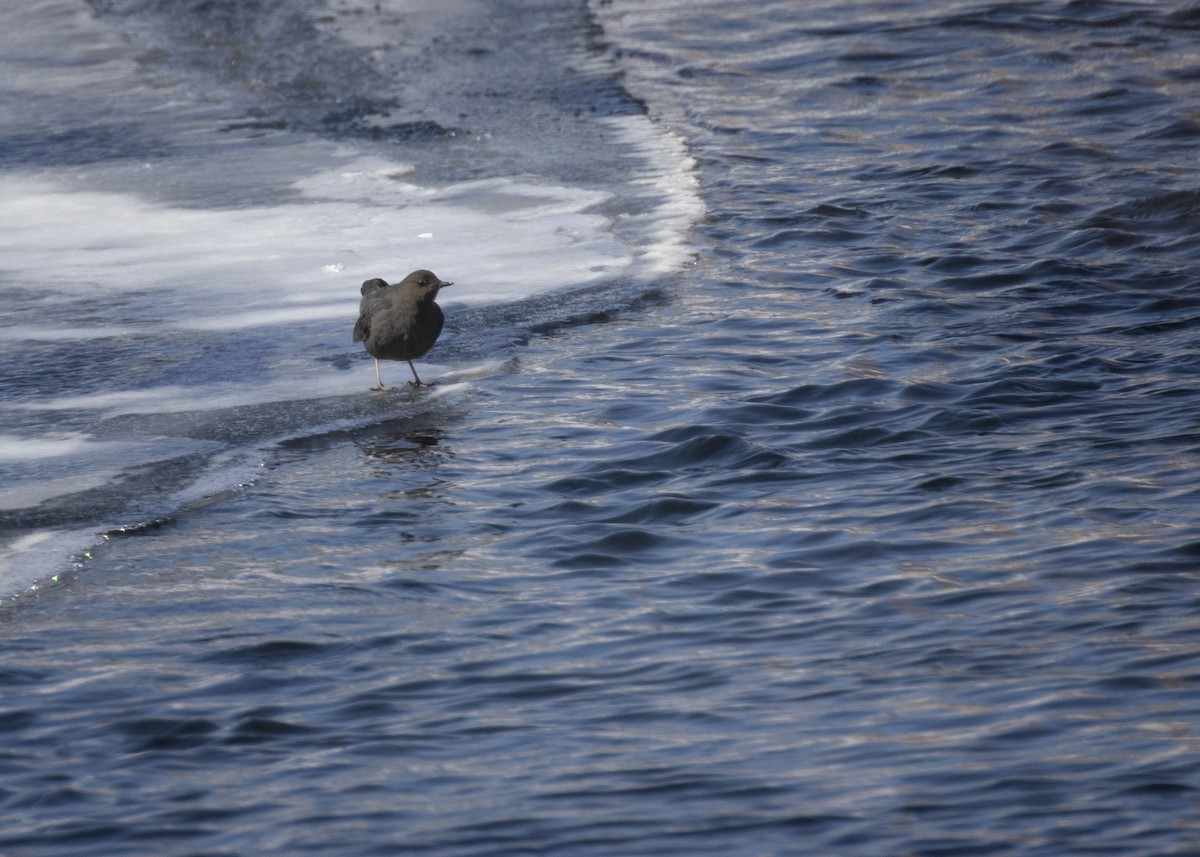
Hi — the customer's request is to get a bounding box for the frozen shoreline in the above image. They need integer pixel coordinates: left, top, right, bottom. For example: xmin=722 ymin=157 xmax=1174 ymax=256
xmin=0 ymin=0 xmax=703 ymax=597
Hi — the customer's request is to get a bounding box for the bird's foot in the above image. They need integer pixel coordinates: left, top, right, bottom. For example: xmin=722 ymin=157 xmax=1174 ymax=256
xmin=407 ymin=380 xmax=438 ymax=389
xmin=369 ymin=384 xmax=398 ymax=393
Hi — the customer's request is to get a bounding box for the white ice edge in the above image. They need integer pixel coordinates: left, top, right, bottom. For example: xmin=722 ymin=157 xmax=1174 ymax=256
xmin=14 ymin=369 xmax=406 ymax=415
xmin=601 ymin=114 xmax=706 ymax=275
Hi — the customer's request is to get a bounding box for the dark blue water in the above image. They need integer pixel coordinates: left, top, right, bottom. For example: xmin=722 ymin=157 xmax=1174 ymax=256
xmin=4 ymin=1 xmax=1200 ymax=854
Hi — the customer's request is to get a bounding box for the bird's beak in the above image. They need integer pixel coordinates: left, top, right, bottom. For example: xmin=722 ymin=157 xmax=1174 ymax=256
xmin=439 ymin=280 xmax=453 ymax=288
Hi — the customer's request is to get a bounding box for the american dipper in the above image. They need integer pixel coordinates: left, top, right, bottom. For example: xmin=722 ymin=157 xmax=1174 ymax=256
xmin=353 ymin=269 xmax=452 ymax=390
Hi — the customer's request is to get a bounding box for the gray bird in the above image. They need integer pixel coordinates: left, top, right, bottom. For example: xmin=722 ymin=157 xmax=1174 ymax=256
xmin=353 ymin=269 xmax=452 ymax=390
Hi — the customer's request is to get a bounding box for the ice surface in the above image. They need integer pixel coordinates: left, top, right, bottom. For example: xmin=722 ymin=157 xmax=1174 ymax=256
xmin=0 ymin=0 xmax=704 ymax=597
xmin=0 ymin=162 xmax=632 ymax=333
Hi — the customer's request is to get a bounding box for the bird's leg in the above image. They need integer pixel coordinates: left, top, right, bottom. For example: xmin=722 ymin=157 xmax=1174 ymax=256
xmin=406 ymin=360 xmax=427 ymax=388
xmin=369 ymin=358 xmax=396 ymax=392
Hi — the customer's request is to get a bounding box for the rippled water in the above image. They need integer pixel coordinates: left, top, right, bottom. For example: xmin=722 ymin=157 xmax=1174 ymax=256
xmin=4 ymin=1 xmax=1200 ymax=854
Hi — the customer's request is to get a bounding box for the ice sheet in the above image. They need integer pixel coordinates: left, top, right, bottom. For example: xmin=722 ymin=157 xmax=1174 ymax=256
xmin=0 ymin=162 xmax=632 ymax=332
xmin=0 ymin=0 xmax=704 ymax=597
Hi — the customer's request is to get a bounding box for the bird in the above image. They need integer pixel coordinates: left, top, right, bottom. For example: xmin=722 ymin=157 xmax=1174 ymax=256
xmin=353 ymin=269 xmax=452 ymax=390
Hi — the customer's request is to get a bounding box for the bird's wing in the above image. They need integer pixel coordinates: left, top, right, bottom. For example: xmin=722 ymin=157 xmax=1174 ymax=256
xmin=352 ymin=313 xmax=370 ymax=342
xmin=353 ymin=289 xmax=394 ymax=342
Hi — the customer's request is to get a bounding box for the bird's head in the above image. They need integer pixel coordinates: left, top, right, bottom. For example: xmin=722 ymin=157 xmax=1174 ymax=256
xmin=402 ymin=269 xmax=452 ymax=297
